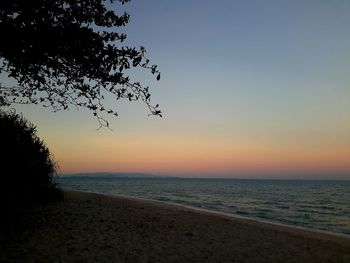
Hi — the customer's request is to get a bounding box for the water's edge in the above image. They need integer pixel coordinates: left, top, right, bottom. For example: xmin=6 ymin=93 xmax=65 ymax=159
xmin=57 ymin=177 xmax=350 ymax=237
xmin=64 ymin=188 xmax=350 ymax=240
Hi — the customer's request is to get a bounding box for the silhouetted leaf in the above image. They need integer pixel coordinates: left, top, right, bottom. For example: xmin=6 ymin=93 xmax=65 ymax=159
xmin=0 ymin=0 xmax=162 ymax=127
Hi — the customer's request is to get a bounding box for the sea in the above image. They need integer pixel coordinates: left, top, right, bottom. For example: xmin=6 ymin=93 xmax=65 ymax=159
xmin=56 ymin=176 xmax=350 ymax=237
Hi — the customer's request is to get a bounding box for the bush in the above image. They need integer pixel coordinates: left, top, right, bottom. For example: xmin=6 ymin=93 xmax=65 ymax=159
xmin=0 ymin=110 xmax=62 ymax=204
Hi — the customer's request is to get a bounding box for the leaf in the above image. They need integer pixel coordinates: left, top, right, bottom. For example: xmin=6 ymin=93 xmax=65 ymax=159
xmin=0 ymin=0 xmax=162 ymax=128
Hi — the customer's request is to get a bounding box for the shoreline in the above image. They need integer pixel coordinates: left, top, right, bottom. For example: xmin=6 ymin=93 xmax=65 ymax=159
xmin=65 ymin=189 xmax=350 ymax=240
xmin=1 ymin=189 xmax=350 ymax=262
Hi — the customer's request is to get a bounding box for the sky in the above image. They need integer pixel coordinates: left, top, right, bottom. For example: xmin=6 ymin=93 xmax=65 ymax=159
xmin=5 ymin=0 xmax=350 ymax=178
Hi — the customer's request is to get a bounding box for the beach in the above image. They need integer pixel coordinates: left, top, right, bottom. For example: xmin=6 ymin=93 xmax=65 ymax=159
xmin=1 ymin=190 xmax=349 ymax=263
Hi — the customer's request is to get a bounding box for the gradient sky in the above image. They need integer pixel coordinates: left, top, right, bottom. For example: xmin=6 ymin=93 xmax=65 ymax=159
xmin=5 ymin=0 xmax=350 ymax=177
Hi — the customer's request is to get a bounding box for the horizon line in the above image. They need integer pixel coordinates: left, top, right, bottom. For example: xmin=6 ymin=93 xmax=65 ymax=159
xmin=58 ymin=171 xmax=350 ymax=181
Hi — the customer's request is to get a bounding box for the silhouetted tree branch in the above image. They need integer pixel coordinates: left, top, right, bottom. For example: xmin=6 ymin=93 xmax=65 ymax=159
xmin=0 ymin=0 xmax=161 ymax=127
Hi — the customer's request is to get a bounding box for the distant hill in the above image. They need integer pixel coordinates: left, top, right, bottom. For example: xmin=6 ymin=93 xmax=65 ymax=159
xmin=59 ymin=172 xmax=169 ymax=178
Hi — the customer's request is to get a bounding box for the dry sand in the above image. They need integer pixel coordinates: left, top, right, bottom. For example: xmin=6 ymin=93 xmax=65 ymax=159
xmin=1 ymin=190 xmax=349 ymax=263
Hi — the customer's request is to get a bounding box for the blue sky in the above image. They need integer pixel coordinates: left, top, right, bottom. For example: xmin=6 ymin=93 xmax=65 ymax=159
xmin=4 ymin=0 xmax=350 ymax=177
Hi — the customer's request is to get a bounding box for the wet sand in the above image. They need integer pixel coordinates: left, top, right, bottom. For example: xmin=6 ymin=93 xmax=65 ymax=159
xmin=1 ymin=190 xmax=349 ymax=262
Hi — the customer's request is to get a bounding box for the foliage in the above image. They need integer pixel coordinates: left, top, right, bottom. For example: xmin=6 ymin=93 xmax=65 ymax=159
xmin=0 ymin=110 xmax=62 ymax=204
xmin=0 ymin=0 xmax=161 ymax=127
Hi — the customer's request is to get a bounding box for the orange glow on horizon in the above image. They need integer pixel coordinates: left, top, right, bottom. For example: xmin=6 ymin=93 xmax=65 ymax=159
xmin=52 ymin=132 xmax=350 ymax=176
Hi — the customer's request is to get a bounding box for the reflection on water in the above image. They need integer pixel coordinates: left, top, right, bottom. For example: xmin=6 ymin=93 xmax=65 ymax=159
xmin=57 ymin=177 xmax=350 ymax=236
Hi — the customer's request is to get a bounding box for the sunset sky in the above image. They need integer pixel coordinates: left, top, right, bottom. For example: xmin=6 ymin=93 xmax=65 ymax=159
xmin=6 ymin=0 xmax=350 ymax=178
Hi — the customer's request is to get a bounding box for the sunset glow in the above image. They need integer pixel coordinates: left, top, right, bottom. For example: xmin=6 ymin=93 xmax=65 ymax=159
xmin=6 ymin=0 xmax=350 ymax=178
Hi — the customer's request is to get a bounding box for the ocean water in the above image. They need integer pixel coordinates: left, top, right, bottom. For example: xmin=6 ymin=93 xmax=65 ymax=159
xmin=57 ymin=177 xmax=350 ymax=236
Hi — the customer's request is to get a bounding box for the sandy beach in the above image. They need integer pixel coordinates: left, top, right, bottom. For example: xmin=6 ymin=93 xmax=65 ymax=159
xmin=1 ymin=190 xmax=349 ymax=263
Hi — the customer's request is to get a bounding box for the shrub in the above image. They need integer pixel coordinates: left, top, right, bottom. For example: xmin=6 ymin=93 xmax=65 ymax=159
xmin=0 ymin=110 xmax=62 ymax=204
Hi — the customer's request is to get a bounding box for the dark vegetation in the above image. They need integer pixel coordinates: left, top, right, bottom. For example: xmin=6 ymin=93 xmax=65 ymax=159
xmin=0 ymin=0 xmax=161 ymax=128
xmin=0 ymin=0 xmax=159 ymax=208
xmin=0 ymin=1 xmax=160 ymax=205
xmin=0 ymin=110 xmax=62 ymax=206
